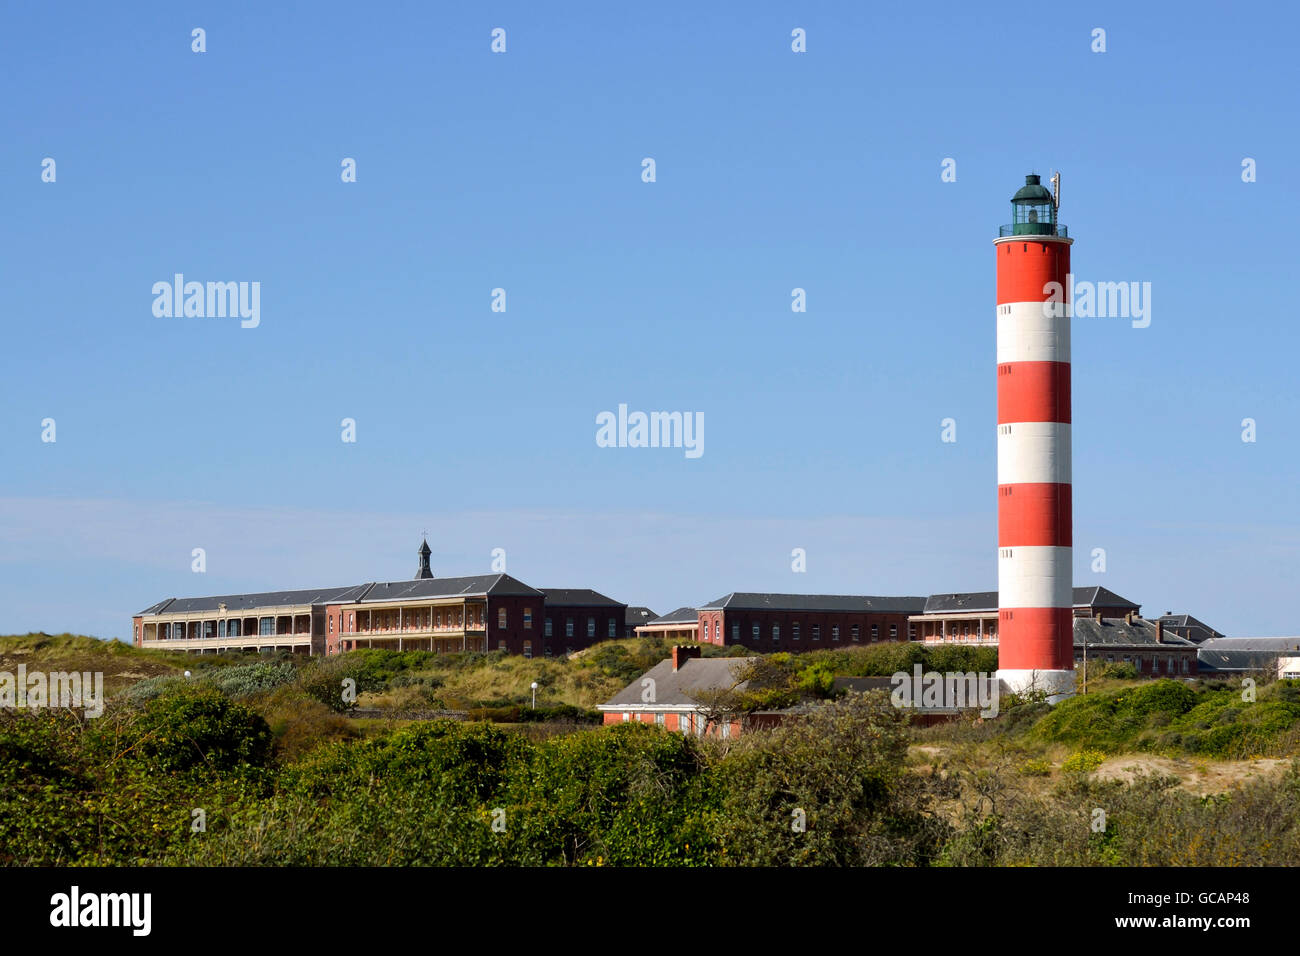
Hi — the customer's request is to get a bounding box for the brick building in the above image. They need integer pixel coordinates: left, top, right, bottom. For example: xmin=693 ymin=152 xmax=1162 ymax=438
xmin=135 ymin=539 xmax=623 ymax=659
xmin=624 ymin=606 xmax=658 ymax=638
xmin=634 ymin=606 xmax=700 ymax=643
xmin=597 ymin=645 xmax=753 ymax=738
xmin=695 ymin=592 xmax=928 ymax=651
xmin=538 ymin=589 xmax=627 ymax=655
xmin=910 ymin=586 xmax=1142 ymax=645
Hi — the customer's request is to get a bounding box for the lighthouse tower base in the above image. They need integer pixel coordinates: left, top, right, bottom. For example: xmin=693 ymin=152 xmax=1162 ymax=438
xmin=997 ymin=668 xmax=1076 ymax=705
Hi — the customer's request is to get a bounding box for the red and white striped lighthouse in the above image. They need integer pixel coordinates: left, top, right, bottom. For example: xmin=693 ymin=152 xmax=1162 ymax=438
xmin=994 ymin=173 xmax=1075 ymax=700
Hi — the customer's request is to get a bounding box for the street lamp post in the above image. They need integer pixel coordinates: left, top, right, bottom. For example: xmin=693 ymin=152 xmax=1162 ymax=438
xmin=531 ymin=681 xmax=538 ymax=709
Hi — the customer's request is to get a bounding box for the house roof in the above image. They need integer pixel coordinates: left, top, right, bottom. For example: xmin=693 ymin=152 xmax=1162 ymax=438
xmin=917 ymin=586 xmax=1141 ymax=615
xmin=1155 ymin=614 xmax=1224 ymax=644
xmin=921 ymin=591 xmax=999 ymax=613
xmin=643 ymin=606 xmax=700 ymax=626
xmin=599 ymin=656 xmax=758 ymax=709
xmin=1196 ymin=638 xmax=1300 ymax=672
xmin=139 ymin=584 xmax=371 ymax=616
xmin=625 ymin=606 xmax=658 ymax=625
xmin=700 ymin=592 xmax=928 ymax=614
xmin=360 ymin=574 xmax=542 ymax=603
xmin=1073 ymin=617 xmax=1196 ymax=648
xmin=538 ymin=588 xmax=625 ymax=608
xmin=1074 ymin=586 xmax=1141 ymax=610
xmin=1200 ymin=637 xmax=1300 ymax=653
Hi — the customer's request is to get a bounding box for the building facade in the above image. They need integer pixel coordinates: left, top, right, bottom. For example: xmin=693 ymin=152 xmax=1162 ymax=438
xmin=695 ymin=592 xmax=927 ymax=652
xmin=136 ymin=540 xmax=623 ymax=659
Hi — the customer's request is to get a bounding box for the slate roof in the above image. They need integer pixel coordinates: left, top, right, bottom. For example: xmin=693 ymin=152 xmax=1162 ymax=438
xmin=1196 ymin=638 xmax=1300 ymax=673
xmin=625 ymin=606 xmax=658 ymax=626
xmin=918 ymin=586 xmax=1140 ymax=615
xmin=539 ymin=588 xmax=625 ymax=608
xmin=921 ymin=591 xmax=999 ymax=614
xmin=360 ymin=574 xmax=542 ymax=603
xmin=642 ymin=607 xmax=700 ymax=626
xmin=1074 ymin=586 xmax=1141 ymax=610
xmin=1200 ymin=637 xmax=1300 ymax=652
xmin=598 ymin=656 xmax=758 ymax=709
xmin=1155 ymin=614 xmax=1225 ymax=643
xmin=700 ymin=592 xmax=928 ymax=614
xmin=1073 ymin=617 xmax=1196 ymax=648
xmin=139 ymin=584 xmax=371 ymax=616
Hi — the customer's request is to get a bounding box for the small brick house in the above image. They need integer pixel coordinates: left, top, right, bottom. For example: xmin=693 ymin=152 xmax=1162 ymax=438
xmin=597 ymin=645 xmax=757 ymax=738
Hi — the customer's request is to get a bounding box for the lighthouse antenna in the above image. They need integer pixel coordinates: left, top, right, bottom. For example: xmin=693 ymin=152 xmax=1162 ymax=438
xmin=1050 ymin=170 xmax=1061 ymax=212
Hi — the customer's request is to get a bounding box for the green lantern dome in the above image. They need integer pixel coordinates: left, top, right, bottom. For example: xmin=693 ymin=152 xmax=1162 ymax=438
xmin=1012 ymin=174 xmax=1053 ymax=204
xmin=1004 ymin=173 xmax=1059 ymax=237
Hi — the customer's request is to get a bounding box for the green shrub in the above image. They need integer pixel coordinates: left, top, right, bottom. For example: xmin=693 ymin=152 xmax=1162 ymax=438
xmin=1061 ymin=749 xmax=1106 ymax=774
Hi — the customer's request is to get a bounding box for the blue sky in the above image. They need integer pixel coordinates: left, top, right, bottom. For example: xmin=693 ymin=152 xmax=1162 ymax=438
xmin=2 ymin=1 xmax=1297 ymax=640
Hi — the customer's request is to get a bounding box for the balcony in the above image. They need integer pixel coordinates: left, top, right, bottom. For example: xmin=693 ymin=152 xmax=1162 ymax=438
xmin=998 ymin=223 xmax=1068 ymax=238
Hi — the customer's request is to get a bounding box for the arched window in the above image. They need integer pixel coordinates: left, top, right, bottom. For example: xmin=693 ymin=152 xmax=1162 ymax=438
xmin=498 ymin=608 xmax=507 ymax=629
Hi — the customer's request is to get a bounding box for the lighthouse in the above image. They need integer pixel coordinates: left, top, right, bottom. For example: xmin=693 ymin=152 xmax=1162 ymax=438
xmin=994 ymin=173 xmax=1074 ymax=701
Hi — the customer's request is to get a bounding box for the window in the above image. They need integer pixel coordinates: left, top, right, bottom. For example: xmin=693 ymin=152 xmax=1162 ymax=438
xmin=260 ymin=617 xmax=273 ymax=636
xmin=792 ymin=622 xmax=800 ymax=641
xmin=524 ymin=607 xmax=533 ymax=629
xmin=772 ymin=624 xmax=780 ymax=642
xmin=219 ymin=620 xmax=227 ymax=638
xmin=498 ymin=640 xmax=506 ymax=651
xmin=230 ymin=620 xmax=241 ymax=637
xmin=622 ymin=712 xmax=631 ymax=722
xmin=1181 ymin=658 xmax=1189 ymax=673
xmin=545 ymin=618 xmax=553 ymax=638
xmin=498 ymin=608 xmax=507 ymax=629
xmin=812 ymin=624 xmax=821 ymax=640
xmin=608 ymin=618 xmax=617 ymax=638
xmin=655 ymin=713 xmax=665 ymax=726
xmin=436 ymin=610 xmax=442 ymax=628
xmin=908 ymin=623 xmax=916 ymax=639
xmin=752 ymin=623 xmax=760 ymax=640
xmin=732 ymin=623 xmax=739 ymax=641
xmin=832 ymin=625 xmax=840 ymax=642
xmin=523 ymin=640 xmax=532 ymax=659
xmin=349 ymin=613 xmax=354 ymax=630
xmin=587 ymin=617 xmax=596 ymax=638
xmin=720 ymin=721 xmax=731 ymax=740
xmin=1135 ymin=658 xmax=1143 ymax=672
xmin=890 ymin=624 xmax=898 ymax=638
xmin=564 ymin=618 xmax=574 ymax=637
xmin=328 ymin=617 xmax=333 ymax=634
xmin=852 ymin=625 xmax=861 ymax=642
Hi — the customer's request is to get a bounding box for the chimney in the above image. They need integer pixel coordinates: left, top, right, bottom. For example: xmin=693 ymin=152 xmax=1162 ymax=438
xmin=1155 ymin=619 xmax=1164 ymax=643
xmin=672 ymin=644 xmax=702 ymax=672
xmin=1125 ymin=610 xmax=1134 ymax=625
xmin=1094 ymin=610 xmax=1102 ymax=622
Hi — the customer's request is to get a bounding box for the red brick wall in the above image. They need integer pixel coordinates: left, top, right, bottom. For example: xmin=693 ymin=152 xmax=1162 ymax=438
xmin=542 ymin=604 xmax=624 ymax=655
xmin=716 ymin=609 xmax=913 ymax=652
xmin=487 ymin=595 xmax=543 ymax=657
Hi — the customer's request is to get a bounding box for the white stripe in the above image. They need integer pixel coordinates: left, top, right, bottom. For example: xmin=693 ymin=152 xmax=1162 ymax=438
xmin=997 ymin=422 xmax=1072 ymax=485
xmin=996 ymin=301 xmax=1071 ymax=364
xmin=997 ymin=545 xmax=1072 ymax=608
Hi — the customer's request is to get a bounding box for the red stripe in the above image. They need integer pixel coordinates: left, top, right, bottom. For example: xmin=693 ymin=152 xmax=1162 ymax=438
xmin=998 ymin=483 xmax=1072 ymax=546
xmin=997 ymin=362 xmax=1071 ymax=424
xmin=996 ymin=240 xmax=1070 ymax=305
xmin=998 ymin=607 xmax=1074 ymax=670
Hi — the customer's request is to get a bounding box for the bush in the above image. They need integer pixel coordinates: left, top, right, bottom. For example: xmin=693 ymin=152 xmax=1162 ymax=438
xmin=96 ymin=686 xmax=273 ymax=775
xmin=1061 ymin=749 xmax=1106 ymax=774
